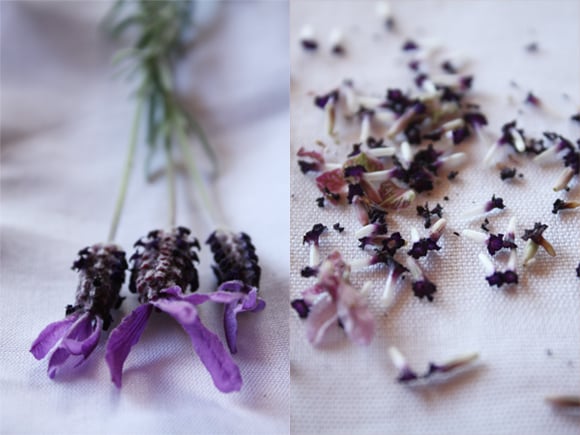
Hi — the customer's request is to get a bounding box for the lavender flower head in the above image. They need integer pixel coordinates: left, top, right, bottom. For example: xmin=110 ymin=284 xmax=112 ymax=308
xmin=30 ymin=244 xmax=127 ymax=378
xmin=206 ymin=229 xmax=266 ymax=354
xmin=105 ymin=227 xmax=243 ymax=392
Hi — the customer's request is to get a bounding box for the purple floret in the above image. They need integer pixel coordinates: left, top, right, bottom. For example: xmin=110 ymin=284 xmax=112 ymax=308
xmin=463 ymin=112 xmax=488 ymax=128
xmin=402 ymin=40 xmax=418 ymax=51
xmin=382 ymin=232 xmax=406 ymax=256
xmin=485 ymin=195 xmax=505 ymax=212
xmin=412 ymin=279 xmax=437 ymax=301
xmin=522 ymin=222 xmax=548 ymax=244
xmin=408 ymin=238 xmax=441 ymax=259
xmin=303 ymin=224 xmax=327 ymax=246
xmin=314 ymin=89 xmax=339 ymax=109
xmin=452 ymin=127 xmax=471 ymax=145
xmin=291 ymin=299 xmax=310 ymax=319
xmin=301 ymin=266 xmax=319 ymax=278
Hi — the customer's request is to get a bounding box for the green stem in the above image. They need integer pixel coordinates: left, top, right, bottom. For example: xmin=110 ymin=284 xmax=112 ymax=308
xmin=108 ymin=97 xmax=144 ymax=243
xmin=164 ymin=138 xmax=176 ymax=228
xmin=176 ymin=120 xmax=223 ymax=229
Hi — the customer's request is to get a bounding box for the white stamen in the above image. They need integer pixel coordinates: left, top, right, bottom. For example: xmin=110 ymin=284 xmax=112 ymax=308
xmin=360 ymin=281 xmax=373 ymax=296
xmin=349 ymin=257 xmax=372 ymax=271
xmin=355 ymin=224 xmax=377 ymax=239
xmin=461 ymin=229 xmax=488 ymax=244
xmin=341 ymin=82 xmax=358 ymax=115
xmin=380 ymin=268 xmax=397 ymax=308
xmin=360 ymin=113 xmax=372 ymax=143
xmin=366 ymin=147 xmax=397 ymax=158
xmin=309 ymin=244 xmax=320 ymax=267
xmin=533 ymin=145 xmax=559 ymax=164
xmin=324 ymin=96 xmax=336 ymax=136
xmin=522 ymin=240 xmax=539 ymax=267
xmin=388 ymin=346 xmax=408 ymax=371
xmin=300 ymin=25 xmax=315 ymax=43
xmin=483 ymin=141 xmax=500 ymax=165
xmin=376 ymin=1 xmax=392 ymax=20
xmin=461 ymin=204 xmax=486 ymax=220
xmin=439 ymin=152 xmax=467 ymax=169
xmin=374 ymin=111 xmax=396 ymax=124
xmin=507 ymin=247 xmax=518 ymax=271
xmin=400 ymin=141 xmax=413 ymax=165
xmin=510 ymin=127 xmax=526 ymax=153
xmin=405 ymin=257 xmax=423 ymax=280
xmin=410 ymin=227 xmax=420 ymax=243
xmin=430 ymin=218 xmax=447 ymax=241
xmin=553 ymin=167 xmax=575 ymax=191
xmin=329 ymin=28 xmax=343 ymax=48
xmin=441 ymin=118 xmax=465 ymax=131
xmin=324 ymin=163 xmax=342 ymax=171
xmin=505 ymin=216 xmax=517 ymax=243
xmin=478 ymin=253 xmax=495 ymax=275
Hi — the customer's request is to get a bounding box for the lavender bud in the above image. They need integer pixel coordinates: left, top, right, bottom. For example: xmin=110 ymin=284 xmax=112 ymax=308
xmin=70 ymin=243 xmax=127 ymax=330
xmin=206 ymin=229 xmax=261 ymax=288
xmin=130 ymin=227 xmax=200 ymax=302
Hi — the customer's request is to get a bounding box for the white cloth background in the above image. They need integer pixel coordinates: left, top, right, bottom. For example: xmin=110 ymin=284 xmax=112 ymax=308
xmin=1 ymin=2 xmax=289 ymax=434
xmin=290 ymin=1 xmax=579 ymax=434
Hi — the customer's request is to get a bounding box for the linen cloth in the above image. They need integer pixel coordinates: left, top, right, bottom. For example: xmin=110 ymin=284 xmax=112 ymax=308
xmin=0 ymin=2 xmax=289 ymax=434
xmin=290 ymin=1 xmax=579 ymax=434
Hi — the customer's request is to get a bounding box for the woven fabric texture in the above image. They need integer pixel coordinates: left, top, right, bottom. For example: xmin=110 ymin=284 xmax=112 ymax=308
xmin=290 ymin=1 xmax=579 ymax=434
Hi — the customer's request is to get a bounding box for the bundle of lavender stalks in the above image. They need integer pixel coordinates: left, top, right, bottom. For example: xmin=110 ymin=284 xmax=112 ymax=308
xmin=30 ymin=0 xmax=265 ymax=393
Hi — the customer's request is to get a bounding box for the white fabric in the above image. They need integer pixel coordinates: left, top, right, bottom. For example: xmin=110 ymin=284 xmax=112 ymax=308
xmin=0 ymin=2 xmax=289 ymax=434
xmin=290 ymin=1 xmax=579 ymax=434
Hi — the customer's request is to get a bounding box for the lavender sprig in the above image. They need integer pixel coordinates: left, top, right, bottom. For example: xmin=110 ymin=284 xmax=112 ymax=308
xmin=30 ymin=244 xmax=127 ymax=378
xmin=206 ymin=229 xmax=265 ymax=354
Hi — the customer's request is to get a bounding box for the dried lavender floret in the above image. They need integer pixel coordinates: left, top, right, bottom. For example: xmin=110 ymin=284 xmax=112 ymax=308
xmin=30 ymin=243 xmax=127 ymax=378
xmin=500 ymin=167 xmax=517 ymax=180
xmin=522 ymin=222 xmax=556 ymax=265
xmin=552 ymin=199 xmax=580 ymax=214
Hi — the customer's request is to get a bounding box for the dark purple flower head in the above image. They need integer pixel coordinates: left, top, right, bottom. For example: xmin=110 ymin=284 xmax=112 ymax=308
xmin=416 ymin=202 xmax=443 ymax=229
xmin=487 ymin=233 xmax=517 ymax=256
xmin=439 ymin=86 xmax=463 ymax=103
xmin=452 ymin=126 xmax=471 ymax=145
xmin=303 ymin=224 xmax=327 ymax=246
xmin=441 ymin=60 xmax=457 ymax=74
xmin=408 ymin=60 xmax=420 ymax=71
xmin=333 ymin=223 xmax=345 ymax=233
xmin=571 ymin=113 xmax=580 ymax=123
xmin=463 ymin=112 xmax=488 ymax=128
xmin=522 ymin=222 xmax=548 ymax=245
xmin=382 ymin=232 xmax=406 ymax=256
xmin=526 ymin=138 xmax=546 ymax=155
xmin=316 ymin=197 xmax=325 ymax=208
xmin=459 ymin=75 xmax=474 ymax=91
xmin=500 ymin=167 xmax=517 ymax=180
xmin=412 ymin=278 xmax=437 ymax=301
xmin=344 ymin=165 xmax=366 ymax=179
xmin=382 ymin=89 xmax=415 ymax=116
xmin=576 ymin=262 xmax=580 ymax=278
xmin=407 ymin=238 xmax=441 ymax=259
xmin=485 ymin=270 xmax=518 ymax=287
xmin=206 ymin=230 xmax=261 ymax=288
xmin=414 ymin=73 xmax=428 ymax=89
xmin=301 ymin=39 xmax=318 ymax=51
xmin=347 ymin=143 xmax=362 ymax=157
xmin=291 ymin=299 xmax=310 ymax=318
xmin=301 ymin=266 xmax=319 ymax=278
xmin=552 ymin=199 xmax=580 ymax=214
xmin=30 ymin=244 xmax=127 ymax=379
xmin=314 ymin=89 xmax=339 ymax=109
xmin=367 ymin=137 xmax=385 ymax=148
xmin=485 ymin=195 xmax=505 ymax=212
xmin=525 ymin=92 xmax=541 ymax=107
xmin=130 ymin=227 xmax=200 ymax=302
xmin=402 ymin=39 xmax=419 ymax=51
xmin=347 ymin=183 xmax=365 ymax=204
xmin=563 ymin=148 xmax=580 ymax=174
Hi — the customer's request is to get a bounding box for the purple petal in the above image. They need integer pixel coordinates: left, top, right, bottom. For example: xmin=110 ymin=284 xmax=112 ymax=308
xmin=61 ymin=314 xmax=102 ymax=358
xmin=46 ymin=313 xmax=102 ymax=378
xmin=223 ymin=304 xmax=239 ymax=354
xmin=105 ymin=304 xmax=153 ymax=388
xmin=150 ymin=297 xmax=242 ymax=393
xmin=306 ymin=293 xmax=338 ymax=346
xmin=222 ymin=288 xmax=266 ymax=354
xmin=336 ymin=283 xmax=375 ymax=345
xmin=30 ymin=314 xmax=79 ymax=360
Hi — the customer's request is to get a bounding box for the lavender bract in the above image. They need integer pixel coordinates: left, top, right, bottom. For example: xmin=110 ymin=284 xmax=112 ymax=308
xmin=105 ymin=227 xmax=242 ymax=392
xmin=30 ymin=244 xmax=127 ymax=378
